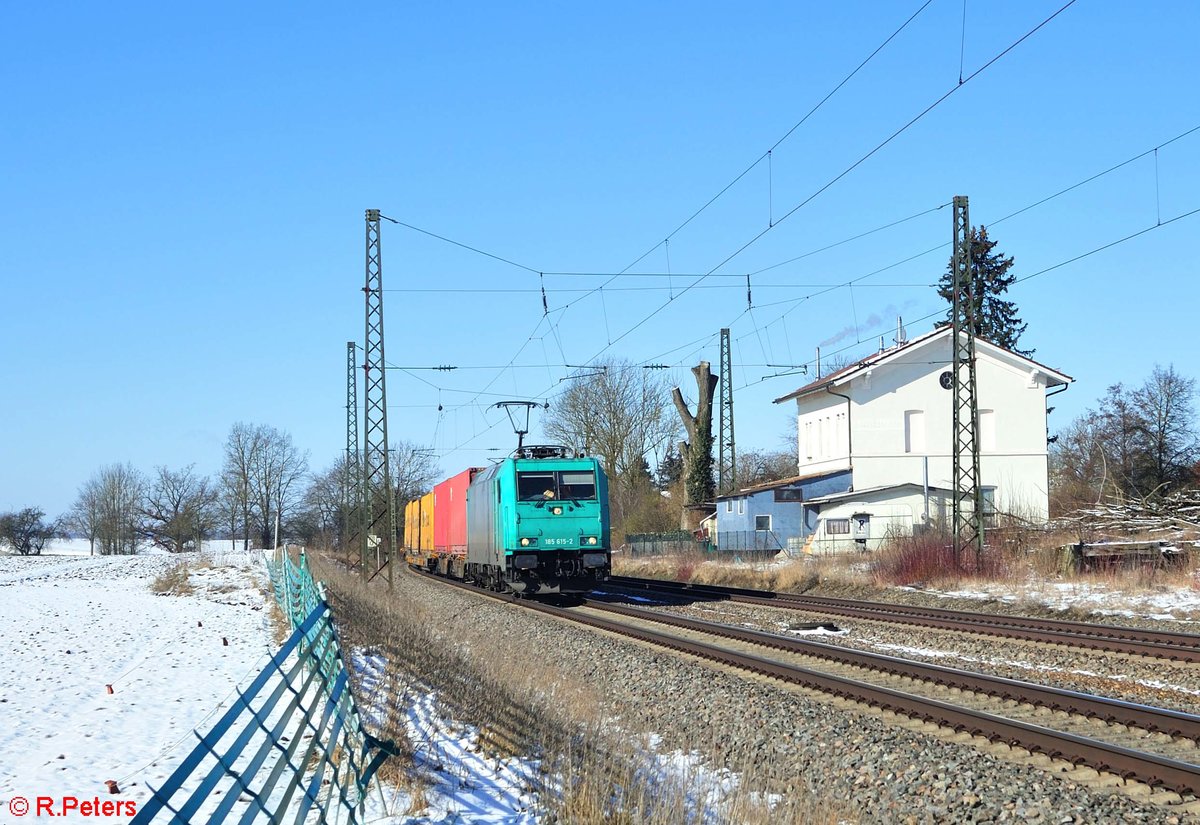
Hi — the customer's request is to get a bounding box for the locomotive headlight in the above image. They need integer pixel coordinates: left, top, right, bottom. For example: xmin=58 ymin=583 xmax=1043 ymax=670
xmin=520 ymin=537 xmax=531 ymax=547
xmin=551 ymin=506 xmax=563 ymax=515
xmin=584 ymin=536 xmax=598 ymax=546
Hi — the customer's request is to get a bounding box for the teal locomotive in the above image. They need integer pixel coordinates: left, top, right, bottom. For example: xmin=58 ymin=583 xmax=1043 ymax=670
xmin=406 ymin=445 xmax=611 ymax=595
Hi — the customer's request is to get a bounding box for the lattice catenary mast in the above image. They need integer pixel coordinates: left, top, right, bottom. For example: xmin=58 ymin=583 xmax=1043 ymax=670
xmin=344 ymin=340 xmax=361 ymax=571
xmin=361 ymin=209 xmax=395 ymax=587
xmin=717 ymin=327 xmax=736 ymax=495
xmin=950 ymin=195 xmax=984 ymax=560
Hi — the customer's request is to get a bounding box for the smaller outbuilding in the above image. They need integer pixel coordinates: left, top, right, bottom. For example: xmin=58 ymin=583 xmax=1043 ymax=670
xmin=714 ymin=469 xmax=851 ymax=554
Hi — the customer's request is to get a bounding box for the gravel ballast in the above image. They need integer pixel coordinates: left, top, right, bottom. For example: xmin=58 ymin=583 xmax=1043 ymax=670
xmin=387 ymin=570 xmax=1195 ymax=824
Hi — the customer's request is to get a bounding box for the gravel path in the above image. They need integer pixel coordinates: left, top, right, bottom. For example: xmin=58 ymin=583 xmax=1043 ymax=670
xmin=399 ymin=570 xmax=1196 ymax=824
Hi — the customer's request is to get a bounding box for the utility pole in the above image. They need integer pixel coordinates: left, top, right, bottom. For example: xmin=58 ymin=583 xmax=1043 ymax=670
xmin=717 ymin=328 xmax=736 ymax=494
xmin=345 ymin=340 xmax=361 ymax=572
xmin=362 ymin=209 xmax=395 ymax=587
xmin=950 ymin=195 xmax=984 ymax=562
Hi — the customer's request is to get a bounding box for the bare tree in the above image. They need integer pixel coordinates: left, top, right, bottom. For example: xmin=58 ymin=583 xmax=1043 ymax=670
xmin=298 ymin=456 xmax=351 ymax=550
xmin=734 ymin=448 xmax=797 ymax=488
xmin=0 ymin=507 xmax=55 ymax=556
xmin=67 ymin=477 xmax=103 ymax=556
xmin=1137 ymin=365 xmax=1198 ymax=492
xmin=1049 ymin=416 xmax=1109 ymax=511
xmin=221 ymin=422 xmax=263 ymax=551
xmin=672 ymin=362 xmax=718 ymax=509
xmin=545 ymin=359 xmax=679 ymax=541
xmin=216 ymin=483 xmax=244 ymax=552
xmin=249 ymin=425 xmax=309 ymax=549
xmin=390 ymin=441 xmax=441 ymax=503
xmin=141 ymin=465 xmax=217 ymax=553
xmin=86 ymin=463 xmax=145 ymax=555
xmin=1051 ymin=365 xmax=1199 ymax=507
xmin=545 ymin=359 xmax=678 ymax=479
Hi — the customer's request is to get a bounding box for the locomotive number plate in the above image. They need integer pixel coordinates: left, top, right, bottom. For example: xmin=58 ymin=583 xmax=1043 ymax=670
xmin=543 ymin=538 xmax=573 ymax=546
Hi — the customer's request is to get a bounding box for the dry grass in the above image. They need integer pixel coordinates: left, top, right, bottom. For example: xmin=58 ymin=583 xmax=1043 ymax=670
xmin=310 ymin=554 xmax=847 ymax=823
xmin=613 ymin=550 xmax=871 ymax=594
xmin=151 ymin=562 xmax=194 ymax=595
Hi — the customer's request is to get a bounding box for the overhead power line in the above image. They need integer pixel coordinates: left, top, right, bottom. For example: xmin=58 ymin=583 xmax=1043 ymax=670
xmin=736 ymin=201 xmax=1200 ymax=392
xmin=571 ymin=0 xmax=1079 ymax=368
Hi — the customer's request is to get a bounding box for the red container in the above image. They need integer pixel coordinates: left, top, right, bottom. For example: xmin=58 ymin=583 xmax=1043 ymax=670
xmin=434 ymin=468 xmax=482 ymax=556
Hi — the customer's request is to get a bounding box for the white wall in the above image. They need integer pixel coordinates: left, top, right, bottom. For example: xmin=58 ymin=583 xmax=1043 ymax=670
xmin=795 ymin=393 xmax=851 ymax=476
xmin=804 ymin=488 xmax=948 ymax=554
xmin=794 ymin=333 xmax=1057 ymax=520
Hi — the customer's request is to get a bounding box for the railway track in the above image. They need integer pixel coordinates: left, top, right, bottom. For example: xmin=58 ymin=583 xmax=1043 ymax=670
xmin=605 ymin=574 xmax=1200 ymax=663
xmin=417 ymin=570 xmax=1200 ymax=797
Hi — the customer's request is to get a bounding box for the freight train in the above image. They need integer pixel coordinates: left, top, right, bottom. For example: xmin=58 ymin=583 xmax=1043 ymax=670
xmin=403 ymin=445 xmax=611 ymax=595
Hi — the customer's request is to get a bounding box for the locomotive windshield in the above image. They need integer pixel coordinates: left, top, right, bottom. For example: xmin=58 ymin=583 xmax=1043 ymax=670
xmin=518 ymin=473 xmax=556 ymax=501
xmin=558 ymin=471 xmax=596 ymax=499
xmin=517 ymin=470 xmax=597 ymax=501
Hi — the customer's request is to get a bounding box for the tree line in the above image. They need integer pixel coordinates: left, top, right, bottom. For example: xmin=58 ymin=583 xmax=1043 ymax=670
xmin=0 ymin=422 xmax=440 ymax=556
xmin=1051 ymin=365 xmax=1199 ymax=510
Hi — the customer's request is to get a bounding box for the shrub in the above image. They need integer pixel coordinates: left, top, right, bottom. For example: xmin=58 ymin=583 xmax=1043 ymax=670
xmin=151 ymin=562 xmax=194 ymax=595
xmin=872 ymin=530 xmax=1011 ymax=587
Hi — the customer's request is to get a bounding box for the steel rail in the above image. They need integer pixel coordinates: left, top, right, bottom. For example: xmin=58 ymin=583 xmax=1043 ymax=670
xmin=606 ymin=575 xmax=1200 ymax=662
xmin=582 ymin=599 xmax=1200 ymax=739
xmin=417 ymin=571 xmax=1200 ymax=794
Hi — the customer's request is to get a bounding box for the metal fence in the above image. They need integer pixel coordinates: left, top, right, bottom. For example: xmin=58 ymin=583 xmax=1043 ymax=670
xmin=131 ymin=549 xmax=390 ymax=824
xmin=624 ymin=531 xmax=709 ymax=557
xmin=715 ymin=530 xmax=785 ymax=558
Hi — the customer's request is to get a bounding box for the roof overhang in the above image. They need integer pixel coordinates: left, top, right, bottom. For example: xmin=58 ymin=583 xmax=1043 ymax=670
xmin=773 ymin=326 xmax=1073 ymax=405
xmin=804 ymin=482 xmax=956 ymax=505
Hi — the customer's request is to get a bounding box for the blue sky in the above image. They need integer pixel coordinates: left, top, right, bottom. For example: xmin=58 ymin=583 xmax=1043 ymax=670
xmin=3 ymin=1 xmax=1198 ymax=517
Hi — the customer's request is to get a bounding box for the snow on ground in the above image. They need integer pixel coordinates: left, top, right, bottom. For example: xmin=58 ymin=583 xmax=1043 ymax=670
xmin=351 ymin=649 xmax=546 ymax=824
xmin=351 ymin=649 xmax=778 ymax=824
xmin=915 ymin=577 xmax=1200 ymax=623
xmin=869 ymin=640 xmax=1200 ymax=699
xmin=0 ymin=548 xmax=275 ymax=823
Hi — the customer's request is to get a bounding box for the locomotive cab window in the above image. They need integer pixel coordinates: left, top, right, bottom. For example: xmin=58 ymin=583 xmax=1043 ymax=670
xmin=558 ymin=471 xmax=596 ymax=500
xmin=518 ymin=473 xmax=556 ymax=501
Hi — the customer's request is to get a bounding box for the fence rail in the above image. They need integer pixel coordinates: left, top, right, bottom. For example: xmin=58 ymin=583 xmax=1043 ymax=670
xmin=716 ymin=530 xmax=785 ymax=555
xmin=132 ymin=549 xmax=390 ymax=824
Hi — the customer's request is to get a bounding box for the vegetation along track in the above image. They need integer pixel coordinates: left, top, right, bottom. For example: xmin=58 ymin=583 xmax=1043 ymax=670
xmin=418 ymin=570 xmax=1200 ymax=796
xmin=607 ymin=574 xmax=1200 ymax=662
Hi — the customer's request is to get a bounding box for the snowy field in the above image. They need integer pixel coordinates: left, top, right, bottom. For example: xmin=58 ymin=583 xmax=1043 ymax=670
xmin=0 ymin=547 xmax=275 ymax=823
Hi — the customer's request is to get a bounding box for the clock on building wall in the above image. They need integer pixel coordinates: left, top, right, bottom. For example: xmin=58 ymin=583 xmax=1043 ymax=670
xmin=939 ymin=370 xmax=954 ymax=390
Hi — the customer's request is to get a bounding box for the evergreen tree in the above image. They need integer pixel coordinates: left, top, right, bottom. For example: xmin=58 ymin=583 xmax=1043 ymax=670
xmin=937 ymin=226 xmax=1030 ymax=356
xmin=655 ymin=444 xmax=684 ymax=488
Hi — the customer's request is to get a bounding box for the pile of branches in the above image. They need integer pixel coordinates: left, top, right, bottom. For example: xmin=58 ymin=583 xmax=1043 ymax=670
xmin=1053 ymin=489 xmax=1200 ymax=539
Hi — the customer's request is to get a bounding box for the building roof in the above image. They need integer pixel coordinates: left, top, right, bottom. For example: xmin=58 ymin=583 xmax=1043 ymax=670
xmin=803 ymin=482 xmax=956 ymax=505
xmin=772 ymin=325 xmax=1073 ymax=405
xmin=715 ymin=468 xmax=847 ymax=501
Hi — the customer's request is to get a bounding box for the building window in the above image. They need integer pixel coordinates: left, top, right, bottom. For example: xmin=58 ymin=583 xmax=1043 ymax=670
xmin=979 ymin=409 xmax=995 ymax=452
xmin=737 ymin=499 xmax=745 ymax=515
xmin=774 ymin=488 xmax=802 ymax=502
xmin=904 ymin=410 xmax=925 ymax=454
xmin=981 ymin=487 xmax=997 ymax=527
xmin=825 ymin=518 xmax=850 ymax=535
xmin=725 ymin=500 xmax=733 ymax=513
xmin=755 ymin=515 xmax=771 ymax=532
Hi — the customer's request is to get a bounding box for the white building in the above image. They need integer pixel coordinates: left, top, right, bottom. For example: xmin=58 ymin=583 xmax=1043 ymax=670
xmin=771 ymin=326 xmax=1071 ymax=553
